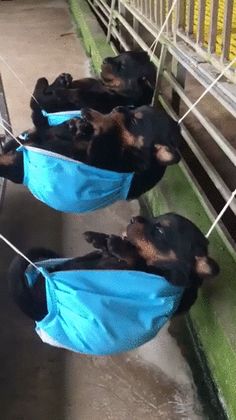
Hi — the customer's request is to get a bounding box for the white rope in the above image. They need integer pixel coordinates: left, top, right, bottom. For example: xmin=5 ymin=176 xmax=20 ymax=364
xmin=179 ymin=56 xmax=236 ymax=124
xmin=0 ymin=233 xmax=41 ymax=272
xmin=175 ymin=57 xmax=236 ymax=238
xmin=0 ymin=54 xmax=40 ymax=106
xmin=0 ymin=115 xmax=11 ymax=129
xmin=149 ymin=0 xmax=178 ymax=61
xmin=0 ymin=120 xmax=23 ymax=146
xmin=206 ymin=189 xmax=236 ymax=238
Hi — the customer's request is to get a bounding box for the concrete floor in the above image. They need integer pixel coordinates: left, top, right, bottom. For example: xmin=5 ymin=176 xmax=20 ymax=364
xmin=0 ymin=1 xmax=204 ymax=419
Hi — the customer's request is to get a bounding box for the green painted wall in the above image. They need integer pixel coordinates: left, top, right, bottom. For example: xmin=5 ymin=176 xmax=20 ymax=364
xmin=141 ymin=167 xmax=236 ymax=419
xmin=69 ymin=1 xmax=236 ymax=417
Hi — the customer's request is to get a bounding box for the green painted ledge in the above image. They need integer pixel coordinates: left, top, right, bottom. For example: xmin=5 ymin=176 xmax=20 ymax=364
xmin=69 ymin=1 xmax=236 ymax=417
xmin=141 ymin=166 xmax=236 ymax=419
xmin=69 ymin=0 xmax=114 ymax=72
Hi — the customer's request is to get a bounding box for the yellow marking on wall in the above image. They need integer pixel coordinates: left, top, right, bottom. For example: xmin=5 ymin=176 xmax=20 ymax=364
xmin=193 ymin=0 xmax=236 ymax=62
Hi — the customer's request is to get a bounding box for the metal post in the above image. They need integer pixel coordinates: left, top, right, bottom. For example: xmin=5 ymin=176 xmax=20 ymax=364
xmin=221 ymin=0 xmax=233 ymax=61
xmin=152 ymin=43 xmax=167 ymax=107
xmin=196 ymin=0 xmax=206 ymax=45
xmin=208 ymin=0 xmax=219 ymax=53
xmin=0 ymin=74 xmax=11 ymax=209
xmin=171 ymin=56 xmax=186 ymax=114
xmin=107 ymin=0 xmax=116 ymax=42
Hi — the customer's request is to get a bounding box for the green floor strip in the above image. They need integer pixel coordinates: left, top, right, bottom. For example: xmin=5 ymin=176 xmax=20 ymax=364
xmin=70 ymin=0 xmax=114 ymax=73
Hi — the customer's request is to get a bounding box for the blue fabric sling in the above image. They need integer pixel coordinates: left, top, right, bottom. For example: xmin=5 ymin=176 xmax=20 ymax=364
xmin=17 ymin=146 xmax=134 ymax=213
xmin=42 ymin=110 xmax=82 ymax=126
xmin=25 ymin=258 xmax=184 ymax=355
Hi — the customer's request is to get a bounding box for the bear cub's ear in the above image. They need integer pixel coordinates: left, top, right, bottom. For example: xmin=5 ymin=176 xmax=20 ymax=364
xmin=194 ymin=256 xmax=220 ymax=278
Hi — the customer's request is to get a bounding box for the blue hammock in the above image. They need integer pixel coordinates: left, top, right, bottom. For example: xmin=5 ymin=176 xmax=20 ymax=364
xmin=18 ymin=146 xmax=134 ymax=213
xmin=42 ymin=109 xmax=82 ymax=126
xmin=25 ymin=258 xmax=184 ymax=355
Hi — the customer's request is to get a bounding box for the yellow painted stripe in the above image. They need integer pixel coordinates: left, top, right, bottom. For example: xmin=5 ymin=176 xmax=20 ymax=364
xmin=193 ymin=0 xmax=236 ymax=62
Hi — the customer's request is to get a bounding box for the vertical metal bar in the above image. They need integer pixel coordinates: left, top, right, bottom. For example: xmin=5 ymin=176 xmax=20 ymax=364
xmin=153 ymin=0 xmax=156 ymax=21
xmin=208 ymin=0 xmax=219 ymax=53
xmin=107 ymin=0 xmax=116 ymax=42
xmin=149 ymin=0 xmax=154 ymax=22
xmin=0 ymin=74 xmax=11 ymax=209
xmin=154 ymin=0 xmax=160 ymax=25
xmin=141 ymin=0 xmax=145 ymax=15
xmin=186 ymin=0 xmax=194 ymax=35
xmin=167 ymin=0 xmax=173 ymax=34
xmin=171 ymin=56 xmax=187 ymax=114
xmin=197 ymin=0 xmax=206 ymax=45
xmin=145 ymin=0 xmax=148 ymax=17
xmin=221 ymin=0 xmax=233 ymax=61
xmin=117 ymin=0 xmax=127 ymax=47
xmin=152 ymin=44 xmax=168 ymax=106
xmin=172 ymin=0 xmax=178 ymax=42
xmin=132 ymin=16 xmax=140 ymax=47
xmin=177 ymin=0 xmax=186 ymax=29
xmin=146 ymin=0 xmax=150 ymax=20
xmin=149 ymin=0 xmax=153 ymax=20
xmin=160 ymin=0 xmax=165 ymax=25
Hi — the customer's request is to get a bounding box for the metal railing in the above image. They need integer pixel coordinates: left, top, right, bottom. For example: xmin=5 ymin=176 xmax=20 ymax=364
xmin=121 ymin=1 xmax=236 ymax=74
xmin=130 ymin=1 xmax=236 ymax=64
xmin=86 ymin=0 xmax=236 ymax=251
xmin=0 ymin=74 xmax=10 ymax=209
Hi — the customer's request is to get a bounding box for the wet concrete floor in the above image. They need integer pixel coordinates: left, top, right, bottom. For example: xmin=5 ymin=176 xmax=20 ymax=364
xmin=0 ymin=1 xmax=204 ymax=419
